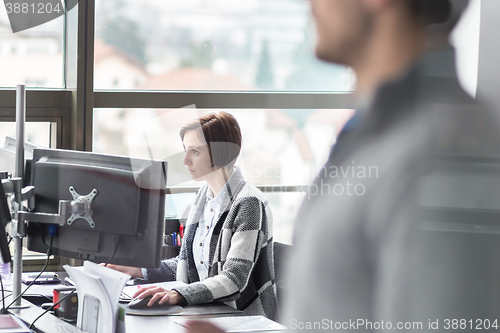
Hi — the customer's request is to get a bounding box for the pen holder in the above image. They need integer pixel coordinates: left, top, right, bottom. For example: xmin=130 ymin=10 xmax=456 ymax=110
xmin=161 ymin=244 xmax=180 ymax=259
xmin=163 ymin=218 xmax=182 ymax=259
xmin=165 ymin=218 xmax=180 ymax=235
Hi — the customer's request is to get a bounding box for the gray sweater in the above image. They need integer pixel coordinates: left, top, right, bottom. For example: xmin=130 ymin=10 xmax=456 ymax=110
xmin=284 ymin=46 xmax=500 ymax=329
xmin=146 ymin=167 xmax=278 ymax=320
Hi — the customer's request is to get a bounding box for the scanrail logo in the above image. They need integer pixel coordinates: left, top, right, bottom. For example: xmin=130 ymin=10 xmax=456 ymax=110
xmin=3 ymin=0 xmax=77 ymax=33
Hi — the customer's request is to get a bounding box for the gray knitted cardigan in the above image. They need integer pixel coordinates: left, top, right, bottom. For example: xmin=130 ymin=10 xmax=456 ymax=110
xmin=145 ymin=167 xmax=278 ymax=320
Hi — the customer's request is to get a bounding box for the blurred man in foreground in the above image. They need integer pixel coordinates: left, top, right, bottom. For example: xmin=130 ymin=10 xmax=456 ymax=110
xmin=189 ymin=0 xmax=500 ymax=332
xmin=285 ymin=0 xmax=500 ymax=331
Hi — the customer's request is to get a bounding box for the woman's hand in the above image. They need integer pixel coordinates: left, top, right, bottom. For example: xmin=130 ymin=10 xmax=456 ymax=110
xmin=133 ymin=285 xmax=186 ymax=306
xmin=100 ymin=263 xmax=143 ymax=278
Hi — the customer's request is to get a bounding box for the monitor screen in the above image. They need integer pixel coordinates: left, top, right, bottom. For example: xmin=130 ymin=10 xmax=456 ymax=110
xmin=0 ymin=136 xmax=43 ymax=187
xmin=26 ymin=149 xmax=166 ymax=268
xmin=0 ymin=183 xmax=12 ymax=264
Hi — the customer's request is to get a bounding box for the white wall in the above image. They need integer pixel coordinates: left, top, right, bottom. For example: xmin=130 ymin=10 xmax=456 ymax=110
xmin=451 ymin=0 xmax=481 ymax=98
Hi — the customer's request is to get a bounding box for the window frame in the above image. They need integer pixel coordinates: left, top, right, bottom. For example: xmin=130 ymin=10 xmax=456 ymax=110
xmin=0 ymin=0 xmax=354 ymax=266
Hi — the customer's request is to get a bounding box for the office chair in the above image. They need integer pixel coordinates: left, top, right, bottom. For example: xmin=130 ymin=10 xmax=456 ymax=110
xmin=273 ymin=241 xmax=291 ymax=320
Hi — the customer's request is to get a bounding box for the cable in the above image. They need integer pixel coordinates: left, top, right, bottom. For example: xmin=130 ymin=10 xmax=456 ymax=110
xmin=4 ymin=234 xmax=54 ymax=312
xmin=28 ymin=287 xmax=77 ymax=330
xmin=0 ymin=274 xmax=5 ymax=314
xmin=0 ymin=291 xmax=12 ymax=304
xmin=104 ymin=236 xmax=120 ymax=267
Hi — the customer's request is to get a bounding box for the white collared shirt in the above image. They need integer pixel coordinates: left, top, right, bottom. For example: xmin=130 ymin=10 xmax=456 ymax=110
xmin=192 ymin=187 xmax=224 ymax=280
xmin=142 ymin=174 xmax=231 ymax=282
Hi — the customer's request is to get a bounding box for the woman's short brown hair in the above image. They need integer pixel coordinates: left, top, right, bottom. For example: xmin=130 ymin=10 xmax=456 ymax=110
xmin=180 ymin=112 xmax=242 ymax=169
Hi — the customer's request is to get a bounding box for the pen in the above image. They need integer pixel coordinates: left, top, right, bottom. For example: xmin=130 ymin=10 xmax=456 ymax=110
xmin=179 ymin=224 xmax=184 ymax=238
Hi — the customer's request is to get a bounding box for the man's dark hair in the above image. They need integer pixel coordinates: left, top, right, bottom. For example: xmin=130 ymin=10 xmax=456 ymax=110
xmin=409 ymin=0 xmax=470 ymax=32
xmin=410 ymin=0 xmax=452 ymax=24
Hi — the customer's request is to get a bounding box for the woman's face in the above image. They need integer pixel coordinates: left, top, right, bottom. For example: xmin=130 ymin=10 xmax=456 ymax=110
xmin=182 ymin=129 xmax=213 ymax=181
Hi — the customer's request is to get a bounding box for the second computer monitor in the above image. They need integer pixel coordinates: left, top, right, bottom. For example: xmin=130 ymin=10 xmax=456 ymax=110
xmin=27 ymin=148 xmax=166 ymax=268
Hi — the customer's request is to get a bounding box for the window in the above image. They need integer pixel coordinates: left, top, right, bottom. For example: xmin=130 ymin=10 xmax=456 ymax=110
xmin=0 ymin=122 xmax=57 ymax=261
xmin=93 ymin=107 xmax=354 ymax=244
xmin=94 ymin=0 xmax=355 ymax=92
xmin=0 ymin=10 xmax=65 ymax=88
xmin=0 ymin=122 xmax=52 ymax=148
xmin=0 ymin=0 xmax=483 ymax=248
xmin=91 ymin=0 xmax=356 ymax=245
xmin=93 ymin=108 xmax=354 ymax=186
xmin=0 ymin=3 xmax=73 ymax=266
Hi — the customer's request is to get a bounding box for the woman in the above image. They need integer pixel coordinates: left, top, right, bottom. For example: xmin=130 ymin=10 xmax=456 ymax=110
xmin=109 ymin=112 xmax=277 ymax=319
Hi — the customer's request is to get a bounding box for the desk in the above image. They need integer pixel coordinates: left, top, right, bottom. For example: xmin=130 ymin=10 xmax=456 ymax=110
xmin=6 ymin=296 xmax=85 ymax=333
xmin=4 ymin=279 xmax=286 ymax=333
xmin=126 ymin=314 xmax=227 ymax=333
xmin=11 ymin=300 xmax=285 ymax=333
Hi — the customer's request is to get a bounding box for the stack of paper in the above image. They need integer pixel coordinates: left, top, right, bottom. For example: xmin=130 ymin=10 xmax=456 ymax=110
xmin=64 ymin=261 xmax=130 ymax=333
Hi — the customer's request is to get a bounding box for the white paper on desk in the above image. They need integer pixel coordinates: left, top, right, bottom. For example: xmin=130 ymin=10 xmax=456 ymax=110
xmin=83 ymin=261 xmax=131 ymax=309
xmin=64 ymin=262 xmax=130 ymax=333
xmin=174 ymin=315 xmax=288 ymax=332
xmin=64 ymin=266 xmax=111 ymax=333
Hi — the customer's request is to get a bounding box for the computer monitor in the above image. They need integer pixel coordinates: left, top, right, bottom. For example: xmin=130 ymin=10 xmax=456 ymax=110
xmin=0 ymin=136 xmax=43 ymax=186
xmin=0 ymin=183 xmax=12 ymax=264
xmin=26 ymin=148 xmax=166 ymax=268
